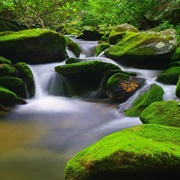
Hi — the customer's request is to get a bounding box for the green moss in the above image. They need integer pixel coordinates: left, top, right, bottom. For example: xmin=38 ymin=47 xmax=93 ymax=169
xmin=0 ymin=56 xmax=12 ymax=64
xmin=105 ymin=29 xmax=177 ymax=60
xmin=15 ymin=62 xmax=35 ymax=97
xmin=0 ymin=29 xmax=57 ymax=41
xmin=55 ymin=60 xmax=120 ymax=75
xmin=0 ymin=76 xmax=26 ymax=98
xmin=107 ymin=72 xmax=130 ymax=89
xmin=156 ymin=66 xmax=180 ymax=84
xmin=175 ymin=76 xmax=180 ymax=98
xmin=65 ymin=124 xmax=180 ymax=179
xmin=171 ymin=47 xmax=180 ymax=62
xmin=95 ymin=42 xmax=110 ymax=56
xmin=0 ymin=85 xmax=19 ymax=106
xmin=125 ymin=84 xmax=164 ymax=117
xmin=64 ymin=36 xmax=81 ymax=57
xmin=0 ymin=64 xmax=16 ymax=77
xmin=140 ymin=100 xmax=180 ymax=127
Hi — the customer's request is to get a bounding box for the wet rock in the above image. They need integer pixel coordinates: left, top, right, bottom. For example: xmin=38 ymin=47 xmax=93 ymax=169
xmin=106 ymin=72 xmax=145 ymax=102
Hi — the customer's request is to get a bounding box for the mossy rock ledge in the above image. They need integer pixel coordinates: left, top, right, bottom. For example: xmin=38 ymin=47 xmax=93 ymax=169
xmin=140 ymin=100 xmax=180 ymax=128
xmin=55 ymin=60 xmax=120 ymax=95
xmin=0 ymin=29 xmax=67 ymax=64
xmin=65 ymin=124 xmax=180 ymax=180
xmin=104 ymin=28 xmax=177 ymax=69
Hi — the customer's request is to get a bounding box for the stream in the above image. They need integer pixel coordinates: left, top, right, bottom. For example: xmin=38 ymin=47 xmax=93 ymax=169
xmin=0 ymin=38 xmax=177 ymax=180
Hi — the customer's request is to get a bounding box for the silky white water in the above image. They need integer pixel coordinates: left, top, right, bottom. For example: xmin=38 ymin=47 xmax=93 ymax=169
xmin=0 ymin=38 xmax=177 ymax=180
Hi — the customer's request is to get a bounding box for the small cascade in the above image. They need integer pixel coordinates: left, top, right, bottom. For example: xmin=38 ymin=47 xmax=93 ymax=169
xmin=28 ymin=62 xmax=73 ymax=98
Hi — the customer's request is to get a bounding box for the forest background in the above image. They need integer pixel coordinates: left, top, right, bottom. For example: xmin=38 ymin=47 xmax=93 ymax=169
xmin=0 ymin=0 xmax=179 ymax=43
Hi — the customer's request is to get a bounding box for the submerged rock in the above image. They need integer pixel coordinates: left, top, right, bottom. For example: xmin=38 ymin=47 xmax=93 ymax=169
xmin=105 ymin=28 xmax=177 ymax=69
xmin=65 ymin=124 xmax=180 ymax=180
xmin=0 ymin=29 xmax=67 ymax=64
xmin=140 ymin=100 xmax=180 ymax=127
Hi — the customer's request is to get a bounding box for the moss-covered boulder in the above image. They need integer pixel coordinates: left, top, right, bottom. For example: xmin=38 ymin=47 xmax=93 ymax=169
xmin=108 ymin=23 xmax=139 ymax=45
xmin=65 ymin=36 xmax=81 ymax=57
xmin=156 ymin=66 xmax=180 ymax=84
xmin=15 ymin=62 xmax=35 ymax=97
xmin=55 ymin=60 xmax=120 ymax=95
xmin=0 ymin=76 xmax=26 ymax=98
xmin=104 ymin=28 xmax=177 ymax=69
xmin=0 ymin=86 xmax=26 ymax=106
xmin=0 ymin=63 xmax=17 ymax=77
xmin=175 ymin=76 xmax=180 ymax=99
xmin=106 ymin=72 xmax=145 ymax=102
xmin=125 ymin=83 xmax=164 ymax=117
xmin=95 ymin=42 xmax=110 ymax=56
xmin=0 ymin=29 xmax=67 ymax=64
xmin=65 ymin=124 xmax=180 ymax=180
xmin=0 ymin=56 xmax=12 ymax=64
xmin=140 ymin=100 xmax=180 ymax=127
xmin=171 ymin=47 xmax=180 ymax=62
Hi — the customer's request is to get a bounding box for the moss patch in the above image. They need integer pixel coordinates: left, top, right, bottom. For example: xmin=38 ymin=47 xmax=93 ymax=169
xmin=156 ymin=66 xmax=180 ymax=84
xmin=125 ymin=84 xmax=164 ymax=117
xmin=65 ymin=124 xmax=180 ymax=180
xmin=176 ymin=76 xmax=180 ymax=99
xmin=140 ymin=100 xmax=180 ymax=127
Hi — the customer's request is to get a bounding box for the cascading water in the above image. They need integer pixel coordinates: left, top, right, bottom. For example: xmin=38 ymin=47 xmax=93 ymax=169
xmin=0 ymin=37 xmax=177 ymax=180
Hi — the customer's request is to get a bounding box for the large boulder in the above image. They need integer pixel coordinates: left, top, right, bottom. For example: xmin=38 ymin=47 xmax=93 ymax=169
xmin=55 ymin=60 xmax=120 ymax=96
xmin=106 ymin=72 xmax=145 ymax=102
xmin=140 ymin=100 xmax=180 ymax=127
xmin=65 ymin=124 xmax=180 ymax=180
xmin=124 ymin=83 xmax=164 ymax=117
xmin=0 ymin=29 xmax=67 ymax=64
xmin=104 ymin=28 xmax=177 ymax=69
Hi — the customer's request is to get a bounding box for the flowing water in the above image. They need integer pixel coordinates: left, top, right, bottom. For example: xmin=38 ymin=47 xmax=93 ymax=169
xmin=0 ymin=38 xmax=177 ymax=180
